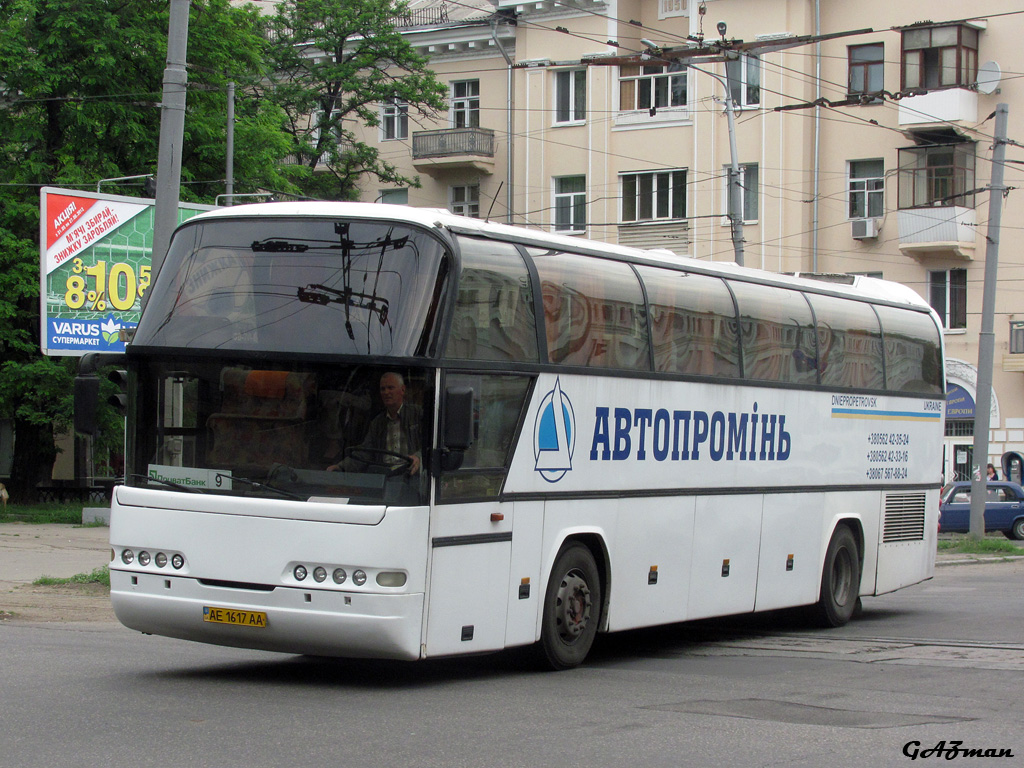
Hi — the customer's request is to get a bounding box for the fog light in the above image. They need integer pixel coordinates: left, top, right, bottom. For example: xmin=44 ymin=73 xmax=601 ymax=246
xmin=155 ymin=552 xmax=168 ymax=568
xmin=171 ymin=553 xmax=185 ymax=570
xmin=353 ymin=569 xmax=367 ymax=586
xmin=121 ymin=549 xmax=135 ymax=565
xmin=294 ymin=565 xmax=308 ymax=581
xmin=332 ymin=568 xmax=347 ymax=584
xmin=138 ymin=551 xmax=151 ymax=566
xmin=313 ymin=566 xmax=327 ymax=583
xmin=376 ymin=571 xmax=407 ymax=588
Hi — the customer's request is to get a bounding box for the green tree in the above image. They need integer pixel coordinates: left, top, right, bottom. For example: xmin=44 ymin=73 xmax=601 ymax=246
xmin=0 ymin=0 xmax=293 ymax=500
xmin=264 ymin=0 xmax=448 ymax=200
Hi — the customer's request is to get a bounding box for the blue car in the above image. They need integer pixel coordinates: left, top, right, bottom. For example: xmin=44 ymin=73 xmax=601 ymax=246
xmin=939 ymin=481 xmax=1024 ymax=540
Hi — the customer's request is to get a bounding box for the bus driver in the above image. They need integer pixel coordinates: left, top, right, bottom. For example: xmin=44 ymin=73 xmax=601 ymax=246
xmin=328 ymin=372 xmax=421 ymax=475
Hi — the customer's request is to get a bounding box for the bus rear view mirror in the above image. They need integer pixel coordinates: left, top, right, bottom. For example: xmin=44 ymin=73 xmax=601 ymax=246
xmin=443 ymin=386 xmax=474 ymax=452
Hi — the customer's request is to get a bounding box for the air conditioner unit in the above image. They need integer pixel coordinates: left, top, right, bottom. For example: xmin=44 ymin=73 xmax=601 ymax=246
xmin=851 ymin=218 xmax=880 ymax=239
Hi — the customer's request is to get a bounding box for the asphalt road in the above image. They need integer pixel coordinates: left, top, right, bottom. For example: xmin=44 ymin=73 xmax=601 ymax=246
xmin=0 ymin=524 xmax=1021 ymax=768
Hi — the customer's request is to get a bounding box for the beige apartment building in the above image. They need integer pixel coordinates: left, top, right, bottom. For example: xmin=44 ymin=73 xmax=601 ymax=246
xmin=340 ymin=0 xmax=1024 ymax=483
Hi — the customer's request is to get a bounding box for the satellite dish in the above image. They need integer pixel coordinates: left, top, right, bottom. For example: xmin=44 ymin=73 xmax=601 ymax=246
xmin=976 ymin=61 xmax=1001 ymax=95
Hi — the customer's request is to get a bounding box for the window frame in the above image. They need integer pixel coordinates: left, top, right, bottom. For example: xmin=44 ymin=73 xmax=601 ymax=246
xmin=450 ymin=79 xmax=480 ymax=129
xmin=553 ymin=175 xmax=587 ymax=233
xmin=450 ymin=184 xmax=480 ymax=218
xmin=901 ymin=24 xmax=978 ymax=91
xmin=726 ymin=54 xmax=760 ymax=108
xmin=848 ymin=43 xmax=884 ymax=97
xmin=897 ymin=143 xmax=975 ymax=210
xmin=620 ymin=169 xmax=687 ymax=223
xmin=618 ymin=63 xmax=687 ymax=113
xmin=929 ymin=268 xmax=967 ymax=330
xmin=848 ymin=159 xmax=885 ymax=220
xmin=381 ymin=98 xmax=409 ymax=141
xmin=554 ymin=68 xmax=587 ymax=124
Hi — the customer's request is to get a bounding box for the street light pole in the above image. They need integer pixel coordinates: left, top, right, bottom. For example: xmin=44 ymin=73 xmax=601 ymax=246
xmin=968 ymin=103 xmax=1009 ymax=538
xmin=150 ymin=0 xmax=190 ymax=297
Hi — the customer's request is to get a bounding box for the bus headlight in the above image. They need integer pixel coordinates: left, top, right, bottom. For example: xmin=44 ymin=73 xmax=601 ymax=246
xmin=376 ymin=571 xmax=407 ymax=588
xmin=171 ymin=553 xmax=185 ymax=570
xmin=121 ymin=549 xmax=135 ymax=565
xmin=332 ymin=568 xmax=347 ymax=584
xmin=155 ymin=552 xmax=168 ymax=568
xmin=352 ymin=569 xmax=367 ymax=586
xmin=294 ymin=565 xmax=308 ymax=581
xmin=138 ymin=551 xmax=151 ymax=566
xmin=313 ymin=566 xmax=327 ymax=583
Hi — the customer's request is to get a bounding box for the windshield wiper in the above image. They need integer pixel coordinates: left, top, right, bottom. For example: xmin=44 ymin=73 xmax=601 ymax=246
xmin=131 ymin=473 xmax=201 ymax=493
xmin=217 ymin=473 xmax=304 ymax=501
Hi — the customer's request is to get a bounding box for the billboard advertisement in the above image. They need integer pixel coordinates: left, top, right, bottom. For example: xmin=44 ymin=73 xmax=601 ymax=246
xmin=40 ymin=187 xmax=212 ymax=356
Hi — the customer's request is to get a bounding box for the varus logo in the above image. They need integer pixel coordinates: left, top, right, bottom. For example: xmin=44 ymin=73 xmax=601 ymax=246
xmin=533 ymin=378 xmax=575 ymax=483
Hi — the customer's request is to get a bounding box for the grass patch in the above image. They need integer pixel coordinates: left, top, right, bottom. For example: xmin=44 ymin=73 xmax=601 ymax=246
xmin=0 ymin=503 xmax=103 ymax=525
xmin=33 ymin=565 xmax=110 ymax=587
xmin=938 ymin=536 xmax=1024 ymax=555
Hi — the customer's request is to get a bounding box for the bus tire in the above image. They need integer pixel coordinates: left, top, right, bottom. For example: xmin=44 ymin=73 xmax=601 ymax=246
xmin=539 ymin=543 xmax=602 ymax=670
xmin=814 ymin=525 xmax=861 ymax=628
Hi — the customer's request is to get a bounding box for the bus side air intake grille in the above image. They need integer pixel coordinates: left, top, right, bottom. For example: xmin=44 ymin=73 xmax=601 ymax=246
xmin=883 ymin=493 xmax=927 ymax=542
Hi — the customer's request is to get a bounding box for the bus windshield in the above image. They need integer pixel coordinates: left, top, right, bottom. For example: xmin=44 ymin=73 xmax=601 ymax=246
xmin=129 ymin=359 xmax=431 ymax=506
xmin=132 ymin=217 xmax=448 ymax=357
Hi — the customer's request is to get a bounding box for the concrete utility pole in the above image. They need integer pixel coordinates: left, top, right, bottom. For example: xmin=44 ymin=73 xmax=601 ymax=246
xmin=225 ymin=82 xmax=235 ymax=206
xmin=150 ymin=0 xmax=191 ymax=291
xmin=968 ymin=103 xmax=1009 ymax=538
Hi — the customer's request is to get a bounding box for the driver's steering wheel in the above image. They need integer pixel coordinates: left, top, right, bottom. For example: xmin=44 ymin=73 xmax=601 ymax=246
xmin=345 ymin=447 xmax=413 ymax=477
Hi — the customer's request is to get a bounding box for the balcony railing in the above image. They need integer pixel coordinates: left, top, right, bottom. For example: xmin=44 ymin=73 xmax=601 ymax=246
xmin=412 ymin=128 xmax=496 ymax=176
xmin=412 ymin=128 xmax=495 ymax=160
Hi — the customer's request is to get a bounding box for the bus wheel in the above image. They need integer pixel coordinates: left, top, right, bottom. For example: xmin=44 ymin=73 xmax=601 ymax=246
xmin=814 ymin=525 xmax=861 ymax=628
xmin=539 ymin=543 xmax=601 ymax=670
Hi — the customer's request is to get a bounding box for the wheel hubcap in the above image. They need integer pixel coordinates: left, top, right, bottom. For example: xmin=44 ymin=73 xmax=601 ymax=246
xmin=555 ymin=569 xmax=591 ymax=641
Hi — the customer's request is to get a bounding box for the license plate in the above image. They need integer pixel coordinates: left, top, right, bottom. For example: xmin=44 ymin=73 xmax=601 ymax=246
xmin=203 ymin=606 xmax=267 ymax=628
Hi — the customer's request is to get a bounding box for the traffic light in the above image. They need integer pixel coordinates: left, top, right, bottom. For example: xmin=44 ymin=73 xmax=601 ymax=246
xmin=108 ymin=369 xmax=129 ymax=415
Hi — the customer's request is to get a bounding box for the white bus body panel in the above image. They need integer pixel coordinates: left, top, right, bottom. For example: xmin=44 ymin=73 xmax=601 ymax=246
xmin=110 ymin=486 xmax=429 ymax=659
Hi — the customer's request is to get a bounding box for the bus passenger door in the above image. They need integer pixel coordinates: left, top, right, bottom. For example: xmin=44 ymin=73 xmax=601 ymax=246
xmin=425 ymin=502 xmax=512 ymax=657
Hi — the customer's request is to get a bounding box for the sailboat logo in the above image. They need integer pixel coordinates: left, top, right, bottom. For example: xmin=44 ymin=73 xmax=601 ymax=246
xmin=533 ymin=378 xmax=575 ymax=483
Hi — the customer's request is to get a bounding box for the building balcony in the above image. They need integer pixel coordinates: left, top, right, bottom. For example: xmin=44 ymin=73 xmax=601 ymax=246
xmin=412 ymin=128 xmax=495 ymax=177
xmin=898 ymin=88 xmax=978 ymax=129
xmin=897 ymin=206 xmax=976 ymax=260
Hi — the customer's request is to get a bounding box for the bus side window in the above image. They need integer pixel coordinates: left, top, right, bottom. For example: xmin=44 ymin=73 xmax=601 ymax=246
xmin=636 ymin=266 xmax=740 ymax=378
xmin=532 ymin=251 xmax=650 ymax=370
xmin=874 ymin=304 xmax=943 ymax=395
xmin=439 ymin=373 xmax=532 ymax=502
xmin=447 ymin=237 xmax=538 ymax=363
xmin=806 ymin=294 xmax=885 ymax=391
xmin=728 ymin=281 xmax=818 ymax=386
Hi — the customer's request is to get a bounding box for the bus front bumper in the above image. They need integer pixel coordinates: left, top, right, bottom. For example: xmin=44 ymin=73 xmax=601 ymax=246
xmin=110 ymin=569 xmax=424 ymax=660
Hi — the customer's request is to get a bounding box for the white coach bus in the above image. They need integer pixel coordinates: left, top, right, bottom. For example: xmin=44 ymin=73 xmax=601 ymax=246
xmin=79 ymin=202 xmax=945 ymax=669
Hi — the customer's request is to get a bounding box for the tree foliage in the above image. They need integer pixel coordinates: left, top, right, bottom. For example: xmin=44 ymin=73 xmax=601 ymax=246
xmin=264 ymin=0 xmax=448 ymax=199
xmin=0 ymin=0 xmax=293 ymax=499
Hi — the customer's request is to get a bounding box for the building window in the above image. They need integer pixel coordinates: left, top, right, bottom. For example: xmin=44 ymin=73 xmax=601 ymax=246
xmin=381 ymin=98 xmax=408 ymax=141
xmin=726 ymin=54 xmax=760 ymax=107
xmin=929 ymin=269 xmax=967 ymax=330
xmin=897 ymin=143 xmax=975 ymax=209
xmin=379 ymin=189 xmax=408 ymax=205
xmin=619 ymin=63 xmax=686 ymax=112
xmin=723 ymin=163 xmax=758 ymax=223
xmin=555 ymin=69 xmax=586 ymax=123
xmin=849 ymin=159 xmax=885 ymax=219
xmin=554 ymin=176 xmax=586 ymax=232
xmin=848 ymin=44 xmax=884 ymax=96
xmin=902 ymin=24 xmax=978 ymax=90
xmin=450 ymin=185 xmax=480 ymax=218
xmin=451 ymin=80 xmax=480 ymax=128
xmin=1011 ymin=321 xmax=1024 ymax=354
xmin=621 ymin=170 xmax=686 ymax=222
